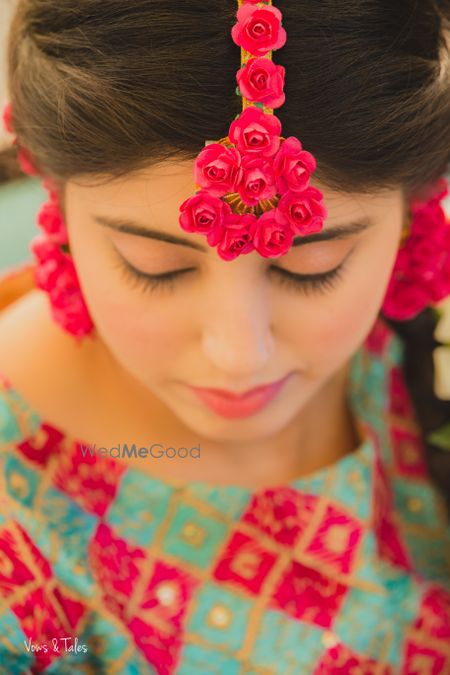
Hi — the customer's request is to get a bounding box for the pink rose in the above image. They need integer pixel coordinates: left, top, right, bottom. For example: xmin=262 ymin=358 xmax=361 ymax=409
xmin=215 ymin=213 xmax=257 ymax=261
xmin=276 ymin=186 xmax=327 ymax=235
xmin=229 ymin=106 xmax=281 ymax=158
xmin=34 ymin=257 xmax=60 ymax=291
xmin=252 ymin=208 xmax=294 ymax=258
xmin=398 ymin=201 xmax=449 ymax=280
xmin=18 ymin=147 xmax=39 ymax=176
xmin=430 ymin=226 xmax=450 ymax=301
xmin=37 ymin=201 xmax=68 ymax=245
xmin=194 ymin=143 xmax=243 ymax=197
xmin=231 ymin=4 xmax=287 ymax=57
xmin=409 ymin=234 xmax=445 ymax=281
xmin=31 ymin=237 xmax=69 ymax=292
xmin=409 ymin=208 xmax=450 ymax=303
xmin=412 ymin=202 xmax=447 ymax=234
xmin=429 ymin=268 xmax=450 ymax=303
xmin=179 ymin=191 xmax=232 ymax=240
xmin=382 ymin=198 xmax=450 ymax=319
xmin=31 ymin=234 xmax=94 ymax=338
xmin=2 ymin=102 xmax=13 ymax=134
xmin=31 ymin=235 xmax=62 ymax=266
xmin=236 ymin=57 xmax=285 ymax=109
xmin=273 ymin=137 xmax=316 ymax=193
xmin=49 ymin=275 xmax=94 ymax=338
xmin=43 ymin=180 xmax=60 ymax=200
xmin=382 ymin=273 xmax=430 ymax=321
xmin=237 ymin=155 xmax=277 ymax=206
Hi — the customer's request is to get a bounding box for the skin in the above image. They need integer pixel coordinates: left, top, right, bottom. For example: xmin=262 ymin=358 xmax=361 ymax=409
xmin=0 ymin=159 xmax=407 ymax=488
xmin=36 ymin=158 xmax=405 ymax=487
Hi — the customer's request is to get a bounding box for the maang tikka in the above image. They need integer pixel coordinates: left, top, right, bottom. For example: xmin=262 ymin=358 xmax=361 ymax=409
xmin=178 ymin=0 xmax=328 ymax=261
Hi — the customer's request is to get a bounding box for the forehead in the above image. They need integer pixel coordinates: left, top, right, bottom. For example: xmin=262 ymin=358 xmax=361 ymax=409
xmin=66 ymin=160 xmax=403 ymax=229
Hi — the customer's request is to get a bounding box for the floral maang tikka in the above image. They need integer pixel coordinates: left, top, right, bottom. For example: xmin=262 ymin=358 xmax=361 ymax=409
xmin=178 ymin=0 xmax=328 ymax=262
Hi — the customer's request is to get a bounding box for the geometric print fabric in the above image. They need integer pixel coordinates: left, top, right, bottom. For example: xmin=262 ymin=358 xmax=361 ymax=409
xmin=0 ymin=313 xmax=449 ymax=673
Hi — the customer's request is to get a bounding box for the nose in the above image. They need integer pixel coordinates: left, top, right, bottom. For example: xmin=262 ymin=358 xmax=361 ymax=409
xmin=201 ymin=277 xmax=275 ymax=381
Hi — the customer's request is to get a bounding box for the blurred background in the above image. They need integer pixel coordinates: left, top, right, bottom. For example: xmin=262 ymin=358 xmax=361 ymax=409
xmin=0 ymin=0 xmax=449 ymax=275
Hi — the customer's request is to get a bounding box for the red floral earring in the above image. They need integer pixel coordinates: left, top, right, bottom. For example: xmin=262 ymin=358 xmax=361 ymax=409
xmin=2 ymin=103 xmax=95 ymax=340
xmin=381 ymin=177 xmax=450 ymax=321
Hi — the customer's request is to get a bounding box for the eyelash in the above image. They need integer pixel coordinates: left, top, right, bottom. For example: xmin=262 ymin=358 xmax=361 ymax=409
xmin=116 ymin=256 xmax=348 ymax=297
xmin=269 ymin=264 xmax=347 ymax=295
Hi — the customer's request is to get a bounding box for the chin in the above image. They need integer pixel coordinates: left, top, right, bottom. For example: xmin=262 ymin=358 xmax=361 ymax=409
xmin=165 ymin=397 xmax=300 ymax=444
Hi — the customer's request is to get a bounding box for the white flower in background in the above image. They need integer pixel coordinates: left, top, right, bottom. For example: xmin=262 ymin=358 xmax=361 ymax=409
xmin=433 ymin=295 xmax=450 ymax=401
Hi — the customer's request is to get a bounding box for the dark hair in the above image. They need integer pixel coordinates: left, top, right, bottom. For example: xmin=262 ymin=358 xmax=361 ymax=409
xmin=3 ymin=0 xmax=450 ymax=512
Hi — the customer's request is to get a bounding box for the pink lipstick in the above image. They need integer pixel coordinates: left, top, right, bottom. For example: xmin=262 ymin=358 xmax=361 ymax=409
xmin=188 ymin=373 xmax=293 ymax=419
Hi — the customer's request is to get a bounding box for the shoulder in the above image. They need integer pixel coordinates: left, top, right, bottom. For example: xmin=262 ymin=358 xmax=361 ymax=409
xmin=0 ymin=287 xmax=93 ymax=430
xmin=0 ymin=287 xmax=67 ymax=384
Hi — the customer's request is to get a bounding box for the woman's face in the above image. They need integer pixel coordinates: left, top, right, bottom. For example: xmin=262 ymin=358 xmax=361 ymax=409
xmin=64 ymin=161 xmax=405 ymax=442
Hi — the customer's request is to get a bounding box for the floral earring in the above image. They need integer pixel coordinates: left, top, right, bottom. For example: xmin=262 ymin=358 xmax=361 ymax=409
xmin=31 ymin=189 xmax=95 ymax=339
xmin=381 ymin=177 xmax=450 ymax=450
xmin=2 ymin=103 xmax=95 ymax=340
xmin=381 ymin=177 xmax=450 ymax=322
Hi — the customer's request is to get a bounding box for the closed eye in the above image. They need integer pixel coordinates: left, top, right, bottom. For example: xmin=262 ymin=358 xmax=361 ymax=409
xmin=268 ymin=263 xmax=348 ymax=295
xmin=114 ymin=251 xmax=349 ymax=296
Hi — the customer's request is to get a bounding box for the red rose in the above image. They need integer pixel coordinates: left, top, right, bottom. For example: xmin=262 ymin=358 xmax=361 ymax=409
xmin=237 ymin=155 xmax=277 ymax=206
xmin=276 ymin=187 xmax=327 ymax=235
xmin=18 ymin=147 xmax=39 ymax=176
xmin=215 ymin=213 xmax=257 ymax=261
xmin=429 ymin=237 xmax=450 ymax=302
xmin=252 ymin=209 xmax=294 ymax=258
xmin=37 ymin=201 xmax=69 ymax=245
xmin=273 ymin=137 xmax=316 ymax=193
xmin=410 ymin=235 xmax=446 ymax=281
xmin=229 ymin=106 xmax=281 ymax=158
xmin=236 ymin=57 xmax=285 ymax=109
xmin=2 ymin=102 xmax=13 ymax=134
xmin=179 ymin=191 xmax=232 ymax=239
xmin=31 ymin=234 xmax=94 ymax=337
xmin=194 ymin=144 xmax=243 ymax=197
xmin=231 ymin=4 xmax=287 ymax=57
xmin=382 ymin=274 xmax=430 ymax=321
xmin=31 ymin=234 xmax=62 ymax=265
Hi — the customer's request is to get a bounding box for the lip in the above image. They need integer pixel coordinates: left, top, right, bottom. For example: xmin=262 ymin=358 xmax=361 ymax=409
xmin=187 ymin=372 xmax=293 ymax=419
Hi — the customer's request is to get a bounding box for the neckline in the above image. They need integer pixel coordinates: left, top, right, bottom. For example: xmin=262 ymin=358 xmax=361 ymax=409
xmin=0 ymin=315 xmax=400 ymax=497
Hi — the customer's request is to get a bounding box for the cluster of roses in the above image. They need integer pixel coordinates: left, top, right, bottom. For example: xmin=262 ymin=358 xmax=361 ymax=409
xmin=2 ymin=103 xmax=94 ymax=338
xmin=31 ymin=196 xmax=95 ymax=338
xmin=179 ymin=0 xmax=327 ymax=261
xmin=382 ymin=178 xmax=450 ymax=321
xmin=2 ymin=103 xmax=40 ymax=177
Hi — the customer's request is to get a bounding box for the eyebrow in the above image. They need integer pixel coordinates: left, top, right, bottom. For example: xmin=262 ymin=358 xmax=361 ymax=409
xmin=94 ymin=215 xmax=374 ymax=252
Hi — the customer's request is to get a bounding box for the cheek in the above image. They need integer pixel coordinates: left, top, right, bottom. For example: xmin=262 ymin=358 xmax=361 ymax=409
xmin=90 ymin=288 xmax=187 ymax=372
xmin=68 ymin=231 xmax=185 ymax=372
xmin=286 ymin=234 xmax=399 ymax=373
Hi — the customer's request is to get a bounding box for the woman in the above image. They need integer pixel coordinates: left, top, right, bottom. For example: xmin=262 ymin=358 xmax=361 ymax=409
xmin=0 ymin=0 xmax=449 ymax=672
